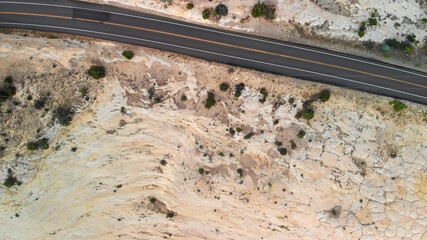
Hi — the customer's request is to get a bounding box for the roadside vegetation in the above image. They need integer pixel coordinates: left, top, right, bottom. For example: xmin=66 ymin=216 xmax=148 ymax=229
xmin=122 ymin=50 xmax=134 ymax=60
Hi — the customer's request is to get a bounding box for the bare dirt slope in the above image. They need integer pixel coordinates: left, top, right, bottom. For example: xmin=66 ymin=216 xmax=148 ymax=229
xmin=0 ymin=33 xmax=426 ymax=240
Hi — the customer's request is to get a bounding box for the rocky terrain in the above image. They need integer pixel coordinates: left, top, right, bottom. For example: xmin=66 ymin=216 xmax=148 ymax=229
xmin=0 ymin=32 xmax=426 ymax=239
xmin=82 ymin=0 xmax=427 ymax=69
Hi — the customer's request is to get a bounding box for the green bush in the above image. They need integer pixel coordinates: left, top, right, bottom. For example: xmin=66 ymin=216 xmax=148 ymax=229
xmin=383 ymin=53 xmax=390 ymax=58
xmin=368 ymin=18 xmax=377 ymax=26
xmin=381 ymin=44 xmax=390 ymax=53
xmin=3 ymin=169 xmax=21 ymax=188
xmin=423 ymin=18 xmax=427 ymax=23
xmin=79 ymin=88 xmax=88 ymax=97
xmin=389 ymin=100 xmax=407 ymax=112
xmin=166 ymin=212 xmax=174 ymax=218
xmin=406 ymin=34 xmax=416 ymax=43
xmin=34 ymin=98 xmax=46 ymax=110
xmin=319 ymin=89 xmax=331 ymax=102
xmin=295 ymin=112 xmax=302 ymax=119
xmin=181 ymin=95 xmax=187 ymax=101
xmin=259 ymin=88 xmax=268 ymax=103
xmin=236 ymin=127 xmax=242 ymax=133
xmin=27 ymin=138 xmax=49 ymax=151
xmin=358 ymin=31 xmax=365 ymax=38
xmin=215 ymin=4 xmax=228 ymax=16
xmin=3 ymin=76 xmax=13 ymax=84
xmin=121 ymin=106 xmax=126 ymax=113
xmin=202 ymin=9 xmax=210 ymax=19
xmin=243 ymin=132 xmax=254 ymax=139
xmin=361 ymin=21 xmax=366 ymax=27
xmin=87 ymin=66 xmax=105 ymax=79
xmin=290 ymin=140 xmax=296 ymax=150
xmin=122 ymin=51 xmax=134 ymax=60
xmin=302 ymin=109 xmax=314 ymax=120
xmin=205 ymin=92 xmax=216 ymax=109
xmin=297 ymin=130 xmax=306 ymax=139
xmin=237 ymin=168 xmax=243 ymax=177
xmin=252 ymin=3 xmax=264 ymax=18
xmin=52 ymin=106 xmax=73 ymax=126
xmin=278 ymin=148 xmax=287 ymax=156
xmin=186 ymin=3 xmax=194 ymax=10
xmin=403 ymin=44 xmax=414 ymax=54
xmin=198 ymin=167 xmax=205 ymax=174
xmin=234 ymin=83 xmax=245 ymax=98
xmin=288 ymin=97 xmax=295 ymax=104
xmin=219 ymin=82 xmax=229 ymax=91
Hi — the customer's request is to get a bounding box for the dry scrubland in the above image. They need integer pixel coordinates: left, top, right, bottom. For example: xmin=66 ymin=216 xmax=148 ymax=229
xmin=0 ymin=33 xmax=426 ymax=239
xmin=82 ymin=0 xmax=427 ymax=69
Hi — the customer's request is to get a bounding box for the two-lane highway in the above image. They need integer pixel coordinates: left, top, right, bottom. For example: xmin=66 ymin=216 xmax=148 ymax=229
xmin=1 ymin=0 xmax=426 ymax=104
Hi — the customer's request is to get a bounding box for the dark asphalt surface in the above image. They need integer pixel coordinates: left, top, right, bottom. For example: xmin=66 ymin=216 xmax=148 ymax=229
xmin=1 ymin=0 xmax=426 ymax=104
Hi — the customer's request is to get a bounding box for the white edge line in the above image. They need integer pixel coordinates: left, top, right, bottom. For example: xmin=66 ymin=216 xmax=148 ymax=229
xmin=1 ymin=1 xmax=427 ymax=78
xmin=0 ymin=22 xmax=426 ymax=102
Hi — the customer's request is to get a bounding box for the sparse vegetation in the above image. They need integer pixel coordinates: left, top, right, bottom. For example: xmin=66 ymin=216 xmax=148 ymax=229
xmin=79 ymin=88 xmax=88 ymax=98
xmin=215 ymin=4 xmax=228 ymax=16
xmin=87 ymin=66 xmax=105 ymax=79
xmin=219 ymin=82 xmax=229 ymax=91
xmin=259 ymin=88 xmax=268 ymax=103
xmin=297 ymin=130 xmax=306 ymax=139
xmin=290 ymin=140 xmax=296 ymax=150
xmin=237 ymin=168 xmax=243 ymax=177
xmin=34 ymin=97 xmax=46 ymax=110
xmin=234 ymin=83 xmax=245 ymax=98
xmin=122 ymin=51 xmax=134 ymax=60
xmin=278 ymin=148 xmax=287 ymax=156
xmin=3 ymin=76 xmax=13 ymax=84
xmin=302 ymin=109 xmax=314 ymax=120
xmin=319 ymin=89 xmax=331 ymax=102
xmin=52 ymin=106 xmax=73 ymax=126
xmin=121 ymin=106 xmax=126 ymax=113
xmin=236 ymin=127 xmax=242 ymax=133
xmin=166 ymin=212 xmax=174 ymax=218
xmin=149 ymin=197 xmax=156 ymax=203
xmin=186 ymin=3 xmax=194 ymax=10
xmin=181 ymin=95 xmax=187 ymax=101
xmin=3 ymin=168 xmax=21 ymax=188
xmin=273 ymin=119 xmax=279 ymax=125
xmin=160 ymin=159 xmax=167 ymax=166
xmin=251 ymin=2 xmax=275 ymax=20
xmin=389 ymin=100 xmax=407 ymax=112
xmin=243 ymin=132 xmax=254 ymax=139
xmin=198 ymin=167 xmax=205 ymax=174
xmin=368 ymin=18 xmax=377 ymax=26
xmin=202 ymin=9 xmax=210 ymax=19
xmin=358 ymin=31 xmax=365 ymax=38
xmin=27 ymin=138 xmax=49 ymax=151
xmin=205 ymin=92 xmax=216 ymax=109
xmin=289 ymin=97 xmax=295 ymax=104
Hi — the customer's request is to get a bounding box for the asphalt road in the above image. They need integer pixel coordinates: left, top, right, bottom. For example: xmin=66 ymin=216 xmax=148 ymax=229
xmin=1 ymin=0 xmax=426 ymax=104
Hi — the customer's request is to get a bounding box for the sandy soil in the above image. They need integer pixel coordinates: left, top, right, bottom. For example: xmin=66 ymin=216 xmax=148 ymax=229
xmin=81 ymin=0 xmax=427 ymax=70
xmin=0 ymin=33 xmax=426 ymax=240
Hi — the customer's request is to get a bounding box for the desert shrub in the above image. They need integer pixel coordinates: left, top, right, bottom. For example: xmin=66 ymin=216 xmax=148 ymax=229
xmin=122 ymin=51 xmax=134 ymax=60
xmin=234 ymin=83 xmax=245 ymax=98
xmin=295 ymin=112 xmax=302 ymax=119
xmin=215 ymin=4 xmax=228 ymax=16
xmin=278 ymin=148 xmax=287 ymax=156
xmin=359 ymin=25 xmax=366 ymax=32
xmin=166 ymin=212 xmax=174 ymax=218
xmin=198 ymin=167 xmax=205 ymax=174
xmin=361 ymin=21 xmax=366 ymax=27
xmin=34 ymin=98 xmax=46 ymax=110
xmin=368 ymin=18 xmax=377 ymax=26
xmin=297 ymin=130 xmax=306 ymax=139
xmin=381 ymin=44 xmax=390 ymax=53
xmin=403 ymin=44 xmax=414 ymax=54
xmin=149 ymin=197 xmax=156 ymax=203
xmin=160 ymin=159 xmax=167 ymax=166
xmin=290 ymin=140 xmax=296 ymax=150
xmin=424 ymin=44 xmax=427 ymax=52
xmin=273 ymin=119 xmax=279 ymax=125
xmin=384 ymin=38 xmax=399 ymax=48
xmin=274 ymin=141 xmax=282 ymax=146
xmin=205 ymin=92 xmax=216 ymax=109
xmin=383 ymin=54 xmax=390 ymax=58
xmin=87 ymin=66 xmax=105 ymax=79
xmin=3 ymin=76 xmax=13 ymax=84
xmin=252 ymin=3 xmax=264 ymax=18
xmin=259 ymin=88 xmax=268 ymax=103
xmin=358 ymin=31 xmax=365 ymax=38
xmin=229 ymin=128 xmax=235 ymax=136
xmin=302 ymin=109 xmax=314 ymax=120
xmin=237 ymin=168 xmax=243 ymax=177
xmin=423 ymin=18 xmax=427 ymax=23
xmin=236 ymin=127 xmax=242 ymax=133
xmin=52 ymin=106 xmax=73 ymax=126
xmin=121 ymin=106 xmax=126 ymax=113
xmin=202 ymin=9 xmax=210 ymax=19
xmin=243 ymin=132 xmax=254 ymax=139
xmin=288 ymin=97 xmax=295 ymax=104
xmin=389 ymin=100 xmax=407 ymax=112
xmin=181 ymin=95 xmax=187 ymax=101
xmin=262 ymin=4 xmax=276 ymax=20
xmin=319 ymin=89 xmax=331 ymax=102
xmin=79 ymin=88 xmax=88 ymax=97
xmin=406 ymin=34 xmax=416 ymax=43
xmin=3 ymin=169 xmax=21 ymax=188
xmin=219 ymin=82 xmax=229 ymax=91
xmin=27 ymin=138 xmax=49 ymax=151
xmin=186 ymin=3 xmax=194 ymax=10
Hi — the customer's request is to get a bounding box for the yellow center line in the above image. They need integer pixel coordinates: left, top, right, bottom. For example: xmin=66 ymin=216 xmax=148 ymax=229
xmin=1 ymin=11 xmax=426 ymax=89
